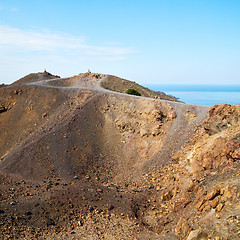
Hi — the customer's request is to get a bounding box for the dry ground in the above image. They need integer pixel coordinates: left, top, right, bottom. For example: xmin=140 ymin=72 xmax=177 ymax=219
xmin=0 ymin=72 xmax=239 ymax=239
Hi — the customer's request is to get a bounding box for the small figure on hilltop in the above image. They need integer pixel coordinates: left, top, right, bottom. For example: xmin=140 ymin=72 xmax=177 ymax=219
xmin=43 ymin=69 xmax=49 ymax=76
xmin=41 ymin=69 xmax=60 ymax=78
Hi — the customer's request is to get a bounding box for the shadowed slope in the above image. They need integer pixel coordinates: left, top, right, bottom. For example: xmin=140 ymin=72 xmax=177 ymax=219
xmin=0 ymin=81 xmax=207 ymax=181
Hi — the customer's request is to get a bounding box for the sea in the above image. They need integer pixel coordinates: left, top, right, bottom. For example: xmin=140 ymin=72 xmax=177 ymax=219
xmin=146 ymin=85 xmax=240 ymax=106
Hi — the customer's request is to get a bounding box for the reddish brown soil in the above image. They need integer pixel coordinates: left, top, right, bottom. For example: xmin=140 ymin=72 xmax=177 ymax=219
xmin=0 ymin=72 xmax=239 ymax=239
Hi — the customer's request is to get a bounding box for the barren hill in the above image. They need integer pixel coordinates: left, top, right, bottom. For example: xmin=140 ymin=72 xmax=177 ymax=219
xmin=11 ymin=70 xmax=60 ymax=86
xmin=0 ymin=72 xmax=239 ymax=239
xmin=100 ymin=74 xmax=179 ymax=101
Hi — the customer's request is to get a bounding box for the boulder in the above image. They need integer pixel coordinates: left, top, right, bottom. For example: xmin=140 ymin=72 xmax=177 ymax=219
xmin=175 ymin=217 xmax=191 ymax=237
xmin=187 ymin=230 xmax=208 ymax=240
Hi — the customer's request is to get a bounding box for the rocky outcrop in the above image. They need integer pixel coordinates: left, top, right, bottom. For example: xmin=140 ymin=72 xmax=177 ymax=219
xmin=173 ymin=103 xmax=240 ymax=180
xmin=171 ymin=103 xmax=240 ymax=239
xmin=204 ymin=103 xmax=240 ymax=135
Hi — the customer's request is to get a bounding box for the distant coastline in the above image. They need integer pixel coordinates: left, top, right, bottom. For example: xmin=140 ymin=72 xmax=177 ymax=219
xmin=146 ymin=84 xmax=240 ymax=106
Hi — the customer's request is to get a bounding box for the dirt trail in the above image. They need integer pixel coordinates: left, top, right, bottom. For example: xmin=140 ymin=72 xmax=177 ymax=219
xmin=29 ymin=73 xmax=210 ymax=169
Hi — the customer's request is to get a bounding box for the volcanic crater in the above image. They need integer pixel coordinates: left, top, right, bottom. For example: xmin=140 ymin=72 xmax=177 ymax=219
xmin=0 ymin=71 xmax=239 ymax=239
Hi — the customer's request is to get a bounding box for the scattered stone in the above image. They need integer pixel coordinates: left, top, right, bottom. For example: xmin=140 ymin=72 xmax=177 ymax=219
xmin=207 ymin=188 xmax=220 ymax=200
xmin=231 ymin=148 xmax=240 ymax=159
xmin=202 ymin=204 xmax=211 ymax=212
xmin=97 ymin=188 xmax=103 ymax=193
xmin=162 ymin=191 xmax=173 ymax=201
xmin=196 ymin=199 xmax=206 ymax=211
xmin=42 ymin=113 xmax=48 ymax=118
xmin=78 ymin=220 xmax=84 ymax=226
xmin=0 ymin=73 xmax=239 ymax=239
xmin=175 ymin=217 xmax=191 ymax=237
xmin=210 ymin=195 xmax=220 ymax=208
xmin=12 ymin=89 xmax=22 ymax=95
xmin=108 ymin=205 xmax=114 ymax=211
xmin=168 ymin=111 xmax=177 ymax=120
xmin=186 ymin=230 xmax=208 ymax=240
xmin=181 ymin=197 xmax=192 ymax=208
xmin=216 ymin=202 xmax=225 ymax=212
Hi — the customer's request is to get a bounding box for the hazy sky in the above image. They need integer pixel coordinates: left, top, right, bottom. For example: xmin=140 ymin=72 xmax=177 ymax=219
xmin=0 ymin=0 xmax=239 ymax=85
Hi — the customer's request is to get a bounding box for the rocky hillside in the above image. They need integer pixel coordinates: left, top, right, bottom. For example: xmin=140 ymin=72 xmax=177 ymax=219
xmin=101 ymin=74 xmax=179 ymax=101
xmin=0 ymin=72 xmax=239 ymax=239
xmin=11 ymin=70 xmax=60 ymax=86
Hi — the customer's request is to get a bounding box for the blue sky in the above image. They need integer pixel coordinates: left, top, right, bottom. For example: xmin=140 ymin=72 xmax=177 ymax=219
xmin=0 ymin=0 xmax=239 ymax=85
